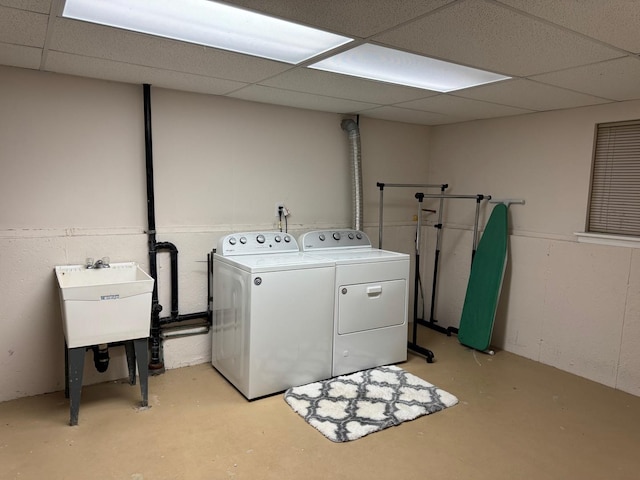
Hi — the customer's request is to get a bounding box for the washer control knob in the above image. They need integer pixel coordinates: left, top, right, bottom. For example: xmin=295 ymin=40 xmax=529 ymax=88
xmin=284 ymin=235 xmax=291 ymax=243
xmin=239 ymin=236 xmax=247 ymax=244
xmin=348 ymin=232 xmax=355 ymax=240
xmin=256 ymin=234 xmax=266 ymax=244
xmin=333 ymin=232 xmax=341 ymax=241
xmin=319 ymin=234 xmax=326 ymax=241
xmin=228 ymin=237 xmax=237 ymax=245
xmin=274 ymin=235 xmax=281 ymax=243
xmin=356 ymin=232 xmax=363 ymax=239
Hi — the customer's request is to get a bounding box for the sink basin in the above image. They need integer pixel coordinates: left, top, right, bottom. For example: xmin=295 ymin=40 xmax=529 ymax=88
xmin=55 ymin=262 xmax=155 ymax=348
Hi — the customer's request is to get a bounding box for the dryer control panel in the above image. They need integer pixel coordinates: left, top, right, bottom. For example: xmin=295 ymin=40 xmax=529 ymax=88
xmin=300 ymin=229 xmax=371 ymax=251
xmin=217 ymin=232 xmax=297 ymax=256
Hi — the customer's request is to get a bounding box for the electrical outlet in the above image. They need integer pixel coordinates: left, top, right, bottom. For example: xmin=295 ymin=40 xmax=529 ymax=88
xmin=275 ymin=202 xmax=284 ymax=217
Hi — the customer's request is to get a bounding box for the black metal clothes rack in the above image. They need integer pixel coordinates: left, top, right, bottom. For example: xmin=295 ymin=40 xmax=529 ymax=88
xmin=377 ymin=182 xmax=447 ymax=363
xmin=377 ymin=183 xmax=492 ymax=363
xmin=414 ymin=192 xmax=492 ymax=338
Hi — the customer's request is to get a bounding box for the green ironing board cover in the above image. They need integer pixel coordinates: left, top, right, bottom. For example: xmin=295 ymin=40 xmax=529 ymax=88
xmin=458 ymin=203 xmax=508 ymax=351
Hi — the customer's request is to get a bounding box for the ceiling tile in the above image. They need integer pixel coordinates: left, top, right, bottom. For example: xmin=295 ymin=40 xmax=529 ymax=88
xmin=531 ymin=57 xmax=640 ymax=102
xmin=455 ymin=78 xmax=613 ymax=111
xmin=397 ymin=94 xmax=533 ymax=119
xmin=2 ymin=0 xmax=639 ymax=127
xmin=45 ymin=51 xmax=248 ymax=95
xmin=229 ymin=84 xmax=378 ymax=113
xmin=499 ymin=0 xmax=640 ymax=53
xmin=372 ymin=0 xmax=623 ymax=76
xmin=225 ymin=0 xmax=454 ymax=38
xmin=261 ymin=68 xmax=438 ymax=105
xmin=0 ymin=0 xmax=50 ymax=14
xmin=0 ymin=42 xmax=41 ymax=68
xmin=358 ymin=106 xmax=464 ymax=126
xmin=48 ymin=18 xmax=292 ymax=83
xmin=0 ymin=4 xmax=48 ymax=47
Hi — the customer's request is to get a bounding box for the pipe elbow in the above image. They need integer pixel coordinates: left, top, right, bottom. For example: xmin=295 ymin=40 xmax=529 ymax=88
xmin=341 ymin=118 xmax=359 ymax=133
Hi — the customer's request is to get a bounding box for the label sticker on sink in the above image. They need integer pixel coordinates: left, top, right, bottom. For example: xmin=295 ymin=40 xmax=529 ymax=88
xmin=101 ymin=294 xmax=120 ymax=301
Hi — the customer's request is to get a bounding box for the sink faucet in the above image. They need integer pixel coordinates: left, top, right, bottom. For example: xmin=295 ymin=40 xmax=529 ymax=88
xmin=86 ymin=257 xmax=110 ymax=269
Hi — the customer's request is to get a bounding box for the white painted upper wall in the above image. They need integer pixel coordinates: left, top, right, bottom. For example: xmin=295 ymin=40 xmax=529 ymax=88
xmin=360 ymin=117 xmax=431 ymax=233
xmin=150 ymin=88 xmax=351 ymax=230
xmin=1 ymin=69 xmax=146 ymax=230
xmin=428 ymin=102 xmax=640 ymax=238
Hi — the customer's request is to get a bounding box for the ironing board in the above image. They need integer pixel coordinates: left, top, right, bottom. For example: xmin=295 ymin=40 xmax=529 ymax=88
xmin=458 ymin=203 xmax=508 ymax=352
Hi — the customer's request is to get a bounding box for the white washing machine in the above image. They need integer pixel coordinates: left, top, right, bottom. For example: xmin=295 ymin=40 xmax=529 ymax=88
xmin=299 ymin=229 xmax=410 ymax=376
xmin=211 ymin=232 xmax=335 ymax=399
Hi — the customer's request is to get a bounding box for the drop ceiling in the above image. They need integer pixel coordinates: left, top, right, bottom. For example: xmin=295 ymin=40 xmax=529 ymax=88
xmin=2 ymin=0 xmax=640 ymax=126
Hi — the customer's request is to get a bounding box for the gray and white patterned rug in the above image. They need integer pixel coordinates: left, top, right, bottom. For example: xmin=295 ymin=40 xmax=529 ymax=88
xmin=284 ymin=365 xmax=458 ymax=442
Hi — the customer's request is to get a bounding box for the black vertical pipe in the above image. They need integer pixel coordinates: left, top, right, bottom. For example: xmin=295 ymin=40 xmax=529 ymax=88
xmin=207 ymin=252 xmax=213 ymax=326
xmin=143 ymin=84 xmax=164 ymax=371
xmin=144 ymin=85 xmax=155 ymax=237
xmin=156 ymin=241 xmax=179 ymax=318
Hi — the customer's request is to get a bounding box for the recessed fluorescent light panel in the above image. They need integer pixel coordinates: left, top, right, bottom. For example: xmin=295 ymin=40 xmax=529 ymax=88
xmin=309 ymin=44 xmax=510 ymax=92
xmin=62 ymin=0 xmax=352 ymax=64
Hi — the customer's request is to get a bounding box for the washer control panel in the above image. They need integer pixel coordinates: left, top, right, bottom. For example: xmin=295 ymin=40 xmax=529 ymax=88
xmin=299 ymin=229 xmax=371 ymax=251
xmin=217 ymin=232 xmax=297 ymax=256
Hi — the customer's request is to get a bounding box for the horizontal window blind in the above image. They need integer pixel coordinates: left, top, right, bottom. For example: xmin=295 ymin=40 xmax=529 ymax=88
xmin=588 ymin=120 xmax=640 ymax=237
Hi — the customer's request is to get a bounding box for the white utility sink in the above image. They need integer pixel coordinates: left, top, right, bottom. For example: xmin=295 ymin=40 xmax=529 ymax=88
xmin=55 ymin=262 xmax=155 ymax=348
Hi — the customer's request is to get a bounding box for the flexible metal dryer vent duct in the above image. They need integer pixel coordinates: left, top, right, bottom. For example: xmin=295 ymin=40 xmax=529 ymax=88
xmin=341 ymin=118 xmax=363 ymax=231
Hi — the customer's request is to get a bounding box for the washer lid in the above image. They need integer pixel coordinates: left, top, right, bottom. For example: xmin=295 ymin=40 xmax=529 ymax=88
xmin=214 ymin=252 xmax=334 ymax=273
xmin=305 ymin=248 xmax=409 ymax=265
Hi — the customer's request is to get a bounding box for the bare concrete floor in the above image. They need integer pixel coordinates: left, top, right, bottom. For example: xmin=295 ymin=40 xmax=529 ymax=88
xmin=1 ymin=333 xmax=640 ymax=480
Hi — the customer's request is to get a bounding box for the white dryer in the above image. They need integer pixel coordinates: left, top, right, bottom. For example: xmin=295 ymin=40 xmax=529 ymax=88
xmin=211 ymin=232 xmax=334 ymax=399
xmin=299 ymin=229 xmax=410 ymax=376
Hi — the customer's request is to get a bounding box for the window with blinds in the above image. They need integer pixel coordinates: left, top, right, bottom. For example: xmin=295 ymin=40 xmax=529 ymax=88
xmin=587 ymin=120 xmax=640 ymax=237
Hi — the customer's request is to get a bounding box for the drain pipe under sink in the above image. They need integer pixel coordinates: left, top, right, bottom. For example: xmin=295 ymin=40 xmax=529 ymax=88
xmin=92 ymin=344 xmax=109 ymax=372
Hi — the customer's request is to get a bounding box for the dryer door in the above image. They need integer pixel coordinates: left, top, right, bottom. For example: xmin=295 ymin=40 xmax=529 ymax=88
xmin=337 ymin=279 xmax=406 ymax=334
